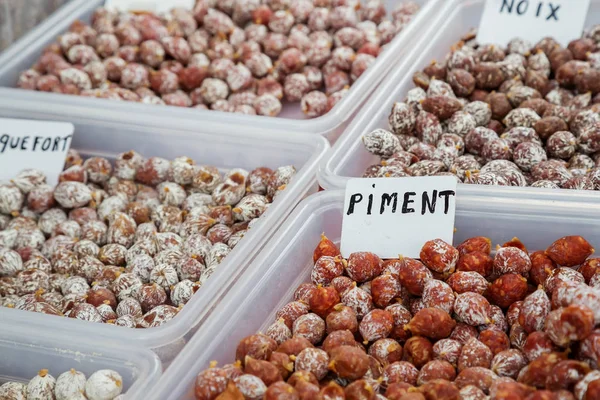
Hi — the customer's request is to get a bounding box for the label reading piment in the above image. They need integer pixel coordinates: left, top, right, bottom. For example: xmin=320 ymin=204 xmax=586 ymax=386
xmin=477 ymin=0 xmax=591 ymax=47
xmin=104 ymin=0 xmax=195 ymax=13
xmin=0 ymin=118 xmax=74 ymax=186
xmin=340 ymin=177 xmax=457 ymax=259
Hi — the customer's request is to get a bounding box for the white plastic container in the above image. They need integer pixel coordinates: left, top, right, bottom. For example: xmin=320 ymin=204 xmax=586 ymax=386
xmin=0 ymin=120 xmax=330 ymax=364
xmin=0 ymin=320 xmax=161 ymax=399
xmin=0 ymin=0 xmax=438 ymax=142
xmin=149 ymin=189 xmax=600 ymax=399
xmin=0 ymin=0 xmax=71 ymax=51
xmin=319 ymin=0 xmax=600 ymax=194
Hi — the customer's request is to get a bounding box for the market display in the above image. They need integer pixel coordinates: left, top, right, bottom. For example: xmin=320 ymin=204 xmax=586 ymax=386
xmin=15 ymin=0 xmax=420 ymax=119
xmin=192 ymin=233 xmax=600 ymax=399
xmin=0 ymin=149 xmax=296 ymax=328
xmin=0 ymin=368 xmax=123 ymax=400
xmin=361 ymin=27 xmax=600 ymax=190
xmin=8 ymin=2 xmax=600 ymax=400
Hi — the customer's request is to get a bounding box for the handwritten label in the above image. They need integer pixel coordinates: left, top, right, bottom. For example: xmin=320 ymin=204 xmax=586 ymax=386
xmin=477 ymin=0 xmax=591 ymax=47
xmin=104 ymin=0 xmax=195 ymax=13
xmin=340 ymin=177 xmax=457 ymax=259
xmin=0 ymin=118 xmax=74 ymax=186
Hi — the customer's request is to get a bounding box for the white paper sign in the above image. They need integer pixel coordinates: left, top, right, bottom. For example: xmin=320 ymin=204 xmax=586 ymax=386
xmin=104 ymin=0 xmax=195 ymax=13
xmin=340 ymin=177 xmax=457 ymax=259
xmin=0 ymin=118 xmax=74 ymax=186
xmin=477 ymin=0 xmax=591 ymax=47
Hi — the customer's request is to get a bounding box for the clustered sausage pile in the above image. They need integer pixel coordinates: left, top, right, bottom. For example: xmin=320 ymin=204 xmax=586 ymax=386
xmin=0 ymin=368 xmax=123 ymax=400
xmin=361 ymin=28 xmax=600 ymax=190
xmin=0 ymin=149 xmax=295 ymax=329
xmin=16 ymin=0 xmax=420 ymax=119
xmin=193 ymin=234 xmax=600 ymax=399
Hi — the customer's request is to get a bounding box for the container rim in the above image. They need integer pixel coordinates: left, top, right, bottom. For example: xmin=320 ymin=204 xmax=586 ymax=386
xmin=318 ymin=0 xmax=460 ymax=188
xmin=0 ymin=320 xmax=163 ymax=399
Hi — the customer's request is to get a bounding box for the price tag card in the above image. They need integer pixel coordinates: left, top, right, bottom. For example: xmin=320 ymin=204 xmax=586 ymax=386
xmin=340 ymin=177 xmax=457 ymax=259
xmin=0 ymin=118 xmax=74 ymax=186
xmin=477 ymin=0 xmax=591 ymax=47
xmin=104 ymin=0 xmax=195 ymax=13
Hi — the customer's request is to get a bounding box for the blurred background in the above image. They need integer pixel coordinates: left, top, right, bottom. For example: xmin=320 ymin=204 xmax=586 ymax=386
xmin=0 ymin=0 xmax=70 ymax=50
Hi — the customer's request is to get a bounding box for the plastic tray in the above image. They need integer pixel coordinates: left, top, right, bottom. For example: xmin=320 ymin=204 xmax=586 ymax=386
xmin=0 ymin=119 xmax=330 ymax=364
xmin=318 ymin=0 xmax=600 ymax=194
xmin=0 ymin=320 xmax=161 ymax=399
xmin=149 ymin=189 xmax=600 ymax=399
xmin=0 ymin=0 xmax=71 ymax=51
xmin=0 ymin=0 xmax=438 ymax=142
